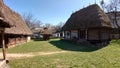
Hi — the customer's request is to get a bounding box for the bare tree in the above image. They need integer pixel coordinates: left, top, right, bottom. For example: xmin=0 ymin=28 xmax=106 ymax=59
xmin=44 ymin=23 xmax=52 ymax=28
xmin=52 ymin=22 xmax=65 ymax=32
xmin=23 ymin=13 xmax=42 ymax=30
xmin=100 ymin=0 xmax=120 ymax=12
xmin=57 ymin=22 xmax=65 ymax=28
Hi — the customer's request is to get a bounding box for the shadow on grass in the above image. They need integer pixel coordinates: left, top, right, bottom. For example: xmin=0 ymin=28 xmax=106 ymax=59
xmin=49 ymin=40 xmax=104 ymax=52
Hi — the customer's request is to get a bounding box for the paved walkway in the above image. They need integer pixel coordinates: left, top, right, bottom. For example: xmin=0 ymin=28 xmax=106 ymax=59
xmin=0 ymin=51 xmax=68 ymax=59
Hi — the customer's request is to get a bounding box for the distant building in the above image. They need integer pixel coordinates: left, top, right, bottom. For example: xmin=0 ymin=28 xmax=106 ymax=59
xmin=107 ymin=12 xmax=120 ymax=39
xmin=54 ymin=28 xmax=64 ymax=38
xmin=32 ymin=27 xmax=43 ymax=39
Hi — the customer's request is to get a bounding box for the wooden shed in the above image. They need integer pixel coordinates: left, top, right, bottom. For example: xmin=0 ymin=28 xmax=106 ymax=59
xmin=62 ymin=4 xmax=112 ymax=44
xmin=0 ymin=0 xmax=32 ymax=48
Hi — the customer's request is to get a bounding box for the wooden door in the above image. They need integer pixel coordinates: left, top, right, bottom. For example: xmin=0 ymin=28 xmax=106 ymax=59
xmin=79 ymin=30 xmax=86 ymax=39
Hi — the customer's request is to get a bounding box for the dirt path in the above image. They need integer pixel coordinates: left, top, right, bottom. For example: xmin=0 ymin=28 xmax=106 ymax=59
xmin=0 ymin=51 xmax=68 ymax=59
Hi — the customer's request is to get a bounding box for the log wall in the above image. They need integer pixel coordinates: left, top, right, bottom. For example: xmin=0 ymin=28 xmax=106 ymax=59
xmin=88 ymin=28 xmax=110 ymax=41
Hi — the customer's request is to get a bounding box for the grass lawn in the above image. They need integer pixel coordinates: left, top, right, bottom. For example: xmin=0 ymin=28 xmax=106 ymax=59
xmin=5 ymin=39 xmax=100 ymax=53
xmin=1 ymin=39 xmax=120 ymax=68
xmin=6 ymin=39 xmax=62 ymax=53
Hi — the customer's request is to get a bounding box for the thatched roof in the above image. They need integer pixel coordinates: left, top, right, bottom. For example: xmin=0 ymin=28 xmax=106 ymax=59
xmin=0 ymin=0 xmax=32 ymax=35
xmin=0 ymin=0 xmax=11 ymax=28
xmin=32 ymin=27 xmax=43 ymax=33
xmin=41 ymin=28 xmax=52 ymax=35
xmin=62 ymin=4 xmax=112 ymax=30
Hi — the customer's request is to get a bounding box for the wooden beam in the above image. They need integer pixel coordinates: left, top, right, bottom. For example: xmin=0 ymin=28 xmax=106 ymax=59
xmin=1 ymin=30 xmax=6 ymax=60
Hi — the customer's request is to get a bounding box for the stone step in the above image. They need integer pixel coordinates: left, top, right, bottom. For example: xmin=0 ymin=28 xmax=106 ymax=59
xmin=0 ymin=60 xmax=6 ymax=68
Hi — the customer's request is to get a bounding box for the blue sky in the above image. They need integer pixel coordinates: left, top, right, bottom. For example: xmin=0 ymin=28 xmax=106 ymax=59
xmin=4 ymin=0 xmax=109 ymax=25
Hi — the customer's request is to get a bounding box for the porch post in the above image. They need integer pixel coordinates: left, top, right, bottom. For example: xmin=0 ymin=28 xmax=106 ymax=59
xmin=1 ymin=30 xmax=6 ymax=60
xmin=108 ymin=29 xmax=111 ymax=40
xmin=85 ymin=29 xmax=88 ymax=40
xmin=78 ymin=29 xmax=80 ymax=39
xmin=64 ymin=31 xmax=66 ymax=38
xmin=69 ymin=30 xmax=71 ymax=38
xmin=98 ymin=29 xmax=101 ymax=42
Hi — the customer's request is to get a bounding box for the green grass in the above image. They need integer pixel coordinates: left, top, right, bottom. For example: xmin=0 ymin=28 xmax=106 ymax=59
xmin=10 ymin=52 xmax=120 ymax=68
xmin=6 ymin=39 xmax=62 ymax=53
xmin=1 ymin=39 xmax=120 ymax=68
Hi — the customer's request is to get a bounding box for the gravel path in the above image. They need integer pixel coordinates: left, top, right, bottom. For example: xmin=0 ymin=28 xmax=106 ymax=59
xmin=0 ymin=51 xmax=68 ymax=59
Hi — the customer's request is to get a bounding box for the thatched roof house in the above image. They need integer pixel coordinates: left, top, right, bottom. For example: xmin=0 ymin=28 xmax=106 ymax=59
xmin=0 ymin=0 xmax=32 ymax=47
xmin=62 ymin=4 xmax=112 ymax=44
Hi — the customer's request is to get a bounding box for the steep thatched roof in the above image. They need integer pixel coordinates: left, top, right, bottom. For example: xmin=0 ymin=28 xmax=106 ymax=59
xmin=0 ymin=0 xmax=32 ymax=35
xmin=41 ymin=28 xmax=52 ymax=35
xmin=62 ymin=4 xmax=112 ymax=30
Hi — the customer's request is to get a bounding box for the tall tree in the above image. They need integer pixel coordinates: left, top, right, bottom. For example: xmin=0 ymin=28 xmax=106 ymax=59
xmin=23 ymin=13 xmax=42 ymax=30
